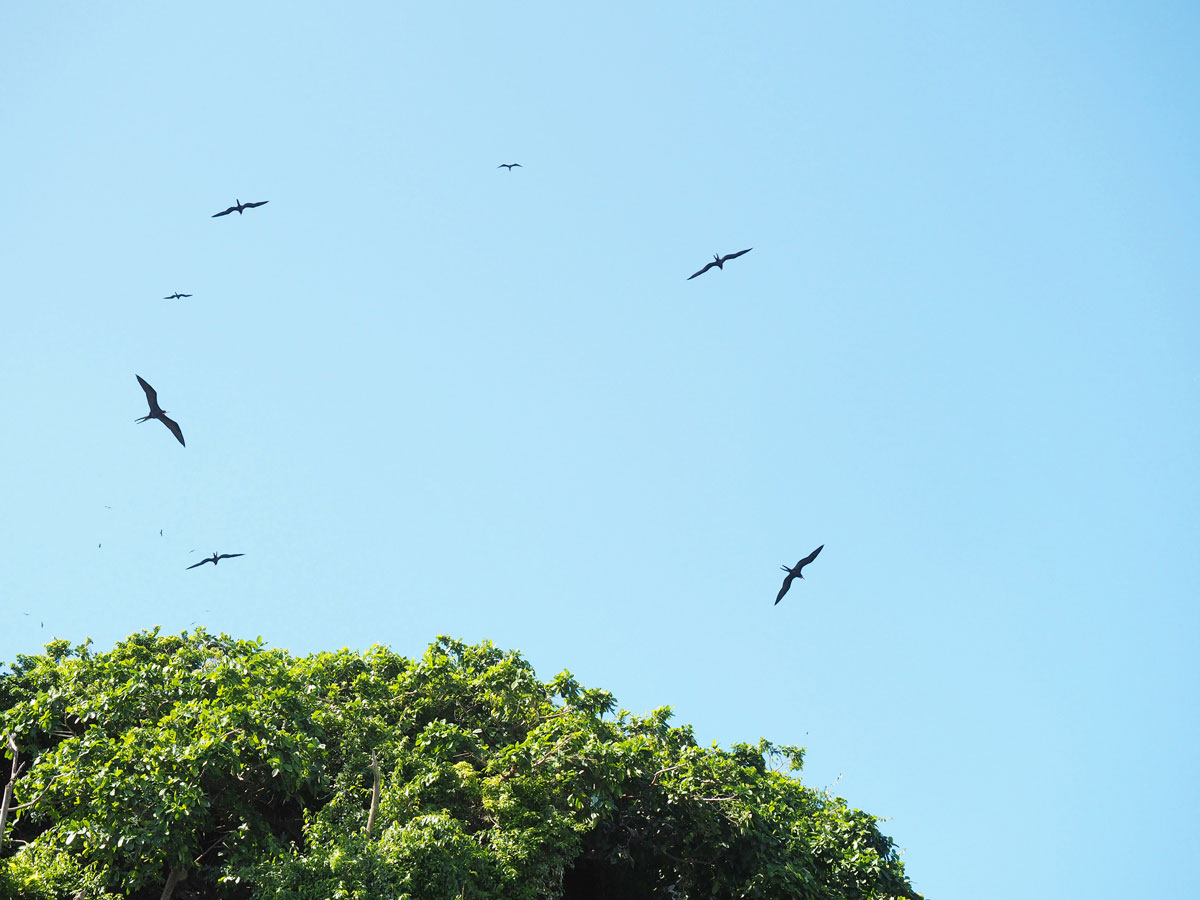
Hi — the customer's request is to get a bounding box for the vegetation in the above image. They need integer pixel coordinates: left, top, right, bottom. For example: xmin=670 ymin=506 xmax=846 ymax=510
xmin=0 ymin=630 xmax=920 ymax=899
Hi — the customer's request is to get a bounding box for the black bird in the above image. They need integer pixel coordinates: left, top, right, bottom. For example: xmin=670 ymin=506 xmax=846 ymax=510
xmin=212 ymin=199 xmax=268 ymax=217
xmin=497 ymin=163 xmax=522 ymax=170
xmin=775 ymin=544 xmax=824 ymax=605
xmin=163 ymin=292 xmax=192 ymax=300
xmin=687 ymin=248 xmax=752 ymax=280
xmin=135 ymin=375 xmax=185 ymax=447
xmin=187 ymin=552 xmax=245 ymax=570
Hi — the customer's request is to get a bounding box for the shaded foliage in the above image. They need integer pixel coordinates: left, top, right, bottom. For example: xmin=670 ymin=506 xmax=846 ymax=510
xmin=0 ymin=630 xmax=920 ymax=899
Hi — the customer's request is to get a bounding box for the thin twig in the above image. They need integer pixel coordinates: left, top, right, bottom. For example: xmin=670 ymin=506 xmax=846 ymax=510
xmin=10 ymin=773 xmax=61 ymax=811
xmin=650 ymin=763 xmax=686 ymax=785
xmin=193 ymin=828 xmax=235 ymax=865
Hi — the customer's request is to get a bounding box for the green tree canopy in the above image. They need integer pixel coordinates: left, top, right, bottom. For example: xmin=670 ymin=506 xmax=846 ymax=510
xmin=0 ymin=630 xmax=920 ymax=899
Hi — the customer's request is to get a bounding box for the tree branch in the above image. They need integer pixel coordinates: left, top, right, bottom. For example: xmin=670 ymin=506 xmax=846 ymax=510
xmin=365 ymin=752 xmax=381 ymax=839
xmin=0 ymin=735 xmax=20 ymax=850
xmin=159 ymin=865 xmax=187 ymax=900
xmin=650 ymin=763 xmax=686 ymax=784
xmin=9 ymin=772 xmax=61 ymax=811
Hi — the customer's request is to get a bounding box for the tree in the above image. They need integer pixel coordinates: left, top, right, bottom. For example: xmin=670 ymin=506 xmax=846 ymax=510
xmin=0 ymin=630 xmax=921 ymax=900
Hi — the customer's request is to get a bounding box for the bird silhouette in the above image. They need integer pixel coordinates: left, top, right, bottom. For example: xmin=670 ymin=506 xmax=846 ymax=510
xmin=162 ymin=292 xmax=192 ymax=300
xmin=135 ymin=375 xmax=185 ymax=447
xmin=687 ymin=248 xmax=752 ymax=280
xmin=497 ymin=163 xmax=522 ymax=170
xmin=187 ymin=552 xmax=245 ymax=570
xmin=775 ymin=544 xmax=824 ymax=605
xmin=212 ymin=199 xmax=268 ymax=217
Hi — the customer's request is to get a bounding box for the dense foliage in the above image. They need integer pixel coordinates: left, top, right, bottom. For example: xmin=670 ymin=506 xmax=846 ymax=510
xmin=0 ymin=631 xmax=920 ymax=899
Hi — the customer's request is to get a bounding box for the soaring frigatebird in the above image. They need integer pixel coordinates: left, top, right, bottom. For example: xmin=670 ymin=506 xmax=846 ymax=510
xmin=187 ymin=552 xmax=245 ymax=570
xmin=775 ymin=544 xmax=824 ymax=605
xmin=212 ymin=199 xmax=268 ymax=217
xmin=497 ymin=163 xmax=522 ymax=170
xmin=687 ymin=248 xmax=752 ymax=280
xmin=135 ymin=375 xmax=185 ymax=447
xmin=163 ymin=292 xmax=192 ymax=300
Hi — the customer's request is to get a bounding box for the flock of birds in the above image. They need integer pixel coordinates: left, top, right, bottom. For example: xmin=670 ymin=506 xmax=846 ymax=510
xmin=135 ymin=179 xmax=821 ymax=600
xmin=129 ymin=197 xmax=270 ymax=570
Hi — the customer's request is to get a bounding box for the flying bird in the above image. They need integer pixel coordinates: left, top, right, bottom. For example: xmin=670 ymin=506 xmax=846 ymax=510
xmin=212 ymin=199 xmax=268 ymax=217
xmin=163 ymin=292 xmax=192 ymax=300
xmin=687 ymin=248 xmax=752 ymax=280
xmin=134 ymin=375 xmax=185 ymax=446
xmin=775 ymin=544 xmax=824 ymax=605
xmin=497 ymin=163 xmax=522 ymax=170
xmin=187 ymin=552 xmax=245 ymax=570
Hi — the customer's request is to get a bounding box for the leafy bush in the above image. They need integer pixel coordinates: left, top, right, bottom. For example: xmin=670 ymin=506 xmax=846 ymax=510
xmin=0 ymin=630 xmax=920 ymax=899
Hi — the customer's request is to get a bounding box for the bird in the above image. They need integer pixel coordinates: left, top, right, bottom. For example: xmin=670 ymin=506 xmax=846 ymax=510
xmin=134 ymin=375 xmax=185 ymax=447
xmin=163 ymin=292 xmax=192 ymax=300
xmin=775 ymin=545 xmax=824 ymax=605
xmin=687 ymin=248 xmax=752 ymax=280
xmin=211 ymin=199 xmax=268 ymax=217
xmin=497 ymin=163 xmax=522 ymax=170
xmin=187 ymin=552 xmax=245 ymax=570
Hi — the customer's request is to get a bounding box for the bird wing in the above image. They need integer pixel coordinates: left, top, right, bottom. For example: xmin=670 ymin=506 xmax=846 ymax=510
xmin=136 ymin=375 xmax=161 ymax=412
xmin=244 ymin=200 xmax=268 ymax=209
xmin=212 ymin=206 xmax=236 ymax=217
xmin=775 ymin=573 xmax=795 ymax=605
xmin=216 ymin=553 xmax=245 ymax=561
xmin=721 ymin=248 xmax=753 ymax=262
xmin=163 ymin=294 xmax=174 ymax=299
xmin=797 ymin=544 xmax=824 ymax=570
xmin=511 ymin=163 xmax=522 ymax=168
xmin=687 ymin=260 xmax=718 ymax=280
xmin=180 ymin=293 xmax=192 ymax=298
xmin=186 ymin=558 xmax=214 ymax=569
xmin=159 ymin=414 xmax=186 ymax=447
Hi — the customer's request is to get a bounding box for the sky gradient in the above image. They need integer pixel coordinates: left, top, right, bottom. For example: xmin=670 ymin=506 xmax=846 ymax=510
xmin=3 ymin=3 xmax=1198 ymax=897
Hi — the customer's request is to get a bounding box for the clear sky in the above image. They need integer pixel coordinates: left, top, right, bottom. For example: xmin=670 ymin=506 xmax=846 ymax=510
xmin=3 ymin=3 xmax=1197 ymax=897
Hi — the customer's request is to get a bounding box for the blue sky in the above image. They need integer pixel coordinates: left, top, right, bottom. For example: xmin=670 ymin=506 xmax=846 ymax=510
xmin=3 ymin=3 xmax=1198 ymax=896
